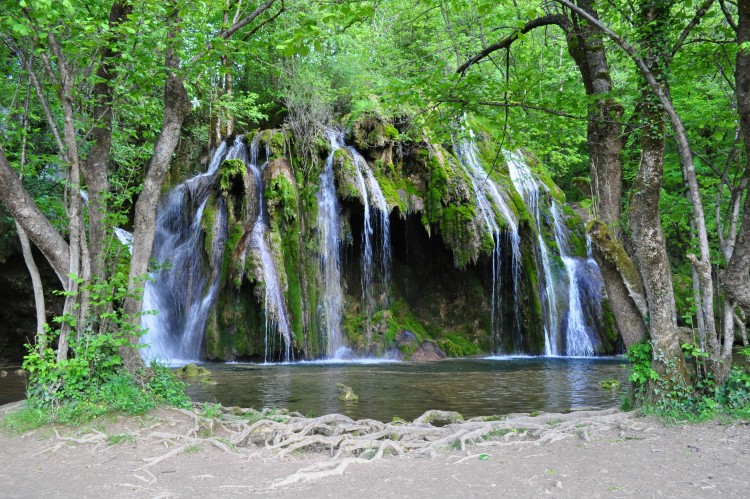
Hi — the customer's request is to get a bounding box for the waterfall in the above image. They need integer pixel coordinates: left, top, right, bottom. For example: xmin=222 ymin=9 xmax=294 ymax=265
xmin=141 ymin=140 xmax=231 ymax=362
xmin=317 ymin=131 xmax=347 ymax=357
xmin=508 ymin=150 xmax=604 ymax=357
xmin=454 ymin=135 xmax=521 ymax=351
xmin=506 ymin=150 xmax=561 ymax=356
xmin=244 ymin=137 xmax=293 ymax=362
xmin=348 ymin=146 xmax=392 ymax=342
xmin=551 ymin=203 xmax=595 ymax=356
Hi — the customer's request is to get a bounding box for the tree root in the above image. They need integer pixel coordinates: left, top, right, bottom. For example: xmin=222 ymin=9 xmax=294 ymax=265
xmin=24 ymin=405 xmax=640 ymax=488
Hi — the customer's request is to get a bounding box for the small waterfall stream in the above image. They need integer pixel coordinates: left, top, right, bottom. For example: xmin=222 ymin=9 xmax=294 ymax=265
xmin=348 ymin=145 xmax=392 ymax=342
xmin=454 ymin=135 xmax=521 ymax=351
xmin=317 ymin=131 xmax=347 ymax=357
xmin=551 ymin=203 xmax=595 ymax=356
xmin=141 ymin=140 xmax=232 ymax=362
xmin=506 ymin=150 xmax=562 ymax=356
xmin=244 ymin=137 xmax=293 ymax=362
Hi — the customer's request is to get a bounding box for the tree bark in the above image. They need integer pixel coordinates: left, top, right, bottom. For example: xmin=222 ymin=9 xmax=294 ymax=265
xmin=564 ymin=0 xmax=646 ymax=347
xmin=0 ymin=149 xmax=71 ymax=287
xmin=724 ymin=0 xmax=750 ymax=316
xmin=122 ymin=6 xmax=191 ymax=371
xmin=82 ymin=1 xmax=133 ymax=279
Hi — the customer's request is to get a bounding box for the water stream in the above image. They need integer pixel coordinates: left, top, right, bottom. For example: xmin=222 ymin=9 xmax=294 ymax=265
xmin=141 ymin=140 xmax=231 ymax=362
xmin=317 ymin=131 xmax=346 ymax=357
xmin=244 ymin=137 xmax=293 ymax=362
xmin=506 ymin=150 xmax=562 ymax=356
xmin=454 ymin=134 xmax=522 ymax=352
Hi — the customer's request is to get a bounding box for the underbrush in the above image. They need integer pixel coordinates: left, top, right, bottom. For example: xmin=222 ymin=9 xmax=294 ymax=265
xmin=1 ymin=332 xmax=189 ymax=433
xmin=623 ymin=342 xmax=750 ymax=422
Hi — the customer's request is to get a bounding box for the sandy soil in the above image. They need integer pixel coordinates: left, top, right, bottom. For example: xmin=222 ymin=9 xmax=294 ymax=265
xmin=1 ymin=403 xmax=748 ymax=498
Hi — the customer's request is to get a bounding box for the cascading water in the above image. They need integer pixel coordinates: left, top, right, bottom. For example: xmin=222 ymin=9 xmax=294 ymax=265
xmin=244 ymin=137 xmax=293 ymax=362
xmin=506 ymin=150 xmax=562 ymax=356
xmin=454 ymin=134 xmax=522 ymax=351
xmin=551 ymin=203 xmax=595 ymax=356
xmin=348 ymin=145 xmax=392 ymax=341
xmin=141 ymin=140 xmax=231 ymax=362
xmin=317 ymin=131 xmax=347 ymax=357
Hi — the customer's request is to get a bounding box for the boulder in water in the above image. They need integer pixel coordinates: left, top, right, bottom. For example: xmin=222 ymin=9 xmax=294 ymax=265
xmin=410 ymin=341 xmax=447 ymax=362
xmin=175 ymin=363 xmax=211 ymax=378
xmin=336 ymin=383 xmax=359 ymax=402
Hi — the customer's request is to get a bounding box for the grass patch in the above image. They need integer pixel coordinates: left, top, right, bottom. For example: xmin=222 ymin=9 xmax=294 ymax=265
xmin=107 ymin=433 xmax=135 ymax=445
xmin=0 ymin=407 xmax=50 ymax=435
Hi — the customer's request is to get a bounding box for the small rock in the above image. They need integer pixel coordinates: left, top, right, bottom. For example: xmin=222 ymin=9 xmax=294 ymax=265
xmin=14 ymin=369 xmax=27 ymax=376
xmin=555 ymin=480 xmax=563 ymax=489
xmin=0 ymin=370 xmax=7 ymax=377
xmin=336 ymin=383 xmax=358 ymax=402
xmin=409 ymin=341 xmax=447 ymax=362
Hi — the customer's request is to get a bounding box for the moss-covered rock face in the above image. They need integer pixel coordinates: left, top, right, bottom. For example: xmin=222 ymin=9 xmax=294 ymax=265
xmin=192 ymin=121 xmax=619 ymax=361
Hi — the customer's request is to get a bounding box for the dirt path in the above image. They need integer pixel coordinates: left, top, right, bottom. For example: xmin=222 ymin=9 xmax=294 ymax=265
xmin=1 ymin=404 xmax=748 ymax=498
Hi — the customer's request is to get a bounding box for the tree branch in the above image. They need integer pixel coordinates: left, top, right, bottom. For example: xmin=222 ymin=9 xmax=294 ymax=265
xmin=456 ymin=14 xmax=567 ymax=75
xmin=718 ymin=0 xmax=738 ymax=32
xmin=671 ymin=0 xmax=716 ymax=58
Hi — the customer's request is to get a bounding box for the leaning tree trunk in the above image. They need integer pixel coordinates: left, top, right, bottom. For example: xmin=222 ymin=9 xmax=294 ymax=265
xmin=565 ymin=0 xmax=646 ymax=347
xmin=122 ymin=6 xmax=191 ymax=372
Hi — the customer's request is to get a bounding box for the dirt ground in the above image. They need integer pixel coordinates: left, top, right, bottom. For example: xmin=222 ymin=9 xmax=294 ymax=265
xmin=1 ymin=402 xmax=748 ymax=498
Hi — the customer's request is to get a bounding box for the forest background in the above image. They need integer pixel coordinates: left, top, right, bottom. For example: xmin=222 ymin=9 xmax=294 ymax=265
xmin=1 ymin=0 xmax=750 ymax=421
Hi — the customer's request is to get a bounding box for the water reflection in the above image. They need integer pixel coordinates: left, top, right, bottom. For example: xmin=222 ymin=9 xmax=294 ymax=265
xmin=188 ymin=357 xmax=628 ymax=421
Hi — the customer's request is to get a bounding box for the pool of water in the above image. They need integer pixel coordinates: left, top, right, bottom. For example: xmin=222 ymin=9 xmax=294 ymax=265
xmin=0 ymin=357 xmax=629 ymax=421
xmin=185 ymin=357 xmax=628 ymax=421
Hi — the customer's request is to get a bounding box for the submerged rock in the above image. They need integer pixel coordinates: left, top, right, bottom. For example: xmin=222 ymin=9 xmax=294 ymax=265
xmin=336 ymin=383 xmax=359 ymax=402
xmin=175 ymin=363 xmax=211 ymax=378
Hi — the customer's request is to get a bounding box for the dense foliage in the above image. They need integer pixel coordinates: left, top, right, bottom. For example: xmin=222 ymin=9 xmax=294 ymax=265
xmin=0 ymin=0 xmax=749 ymax=419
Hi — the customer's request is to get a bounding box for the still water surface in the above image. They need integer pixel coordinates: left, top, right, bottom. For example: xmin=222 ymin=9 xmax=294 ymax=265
xmin=0 ymin=357 xmax=629 ymax=421
xmin=186 ymin=357 xmax=628 ymax=421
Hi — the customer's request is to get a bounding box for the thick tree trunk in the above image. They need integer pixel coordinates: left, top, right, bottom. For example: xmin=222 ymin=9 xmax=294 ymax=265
xmin=628 ymin=97 xmax=686 ymax=380
xmin=122 ymin=7 xmax=191 ymax=371
xmin=725 ymin=1 xmax=750 ymax=315
xmin=627 ymin=0 xmax=689 ymax=384
xmin=566 ymin=0 xmax=646 ymax=347
xmin=83 ymin=2 xmax=133 ymax=280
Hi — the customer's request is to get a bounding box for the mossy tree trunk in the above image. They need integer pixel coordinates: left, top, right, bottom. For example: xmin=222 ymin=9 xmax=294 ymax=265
xmin=564 ymin=0 xmax=646 ymax=348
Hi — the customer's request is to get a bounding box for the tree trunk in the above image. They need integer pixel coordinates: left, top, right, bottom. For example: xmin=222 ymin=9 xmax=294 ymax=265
xmin=725 ymin=0 xmax=750 ymax=316
xmin=122 ymin=6 xmax=191 ymax=371
xmin=15 ymin=222 xmax=47 ymax=349
xmin=565 ymin=0 xmax=646 ymax=347
xmin=82 ymin=2 xmax=133 ymax=280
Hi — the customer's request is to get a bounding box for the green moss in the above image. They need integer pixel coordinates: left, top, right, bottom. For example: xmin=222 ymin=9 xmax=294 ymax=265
xmin=438 ymin=204 xmax=477 ymax=268
xmin=266 ymin=175 xmax=297 ymax=225
xmin=439 ymin=334 xmax=482 ymax=358
xmin=219 ymin=159 xmax=245 ymax=192
xmin=332 ymin=149 xmax=360 ymax=200
xmin=384 ymin=124 xmax=400 ymax=140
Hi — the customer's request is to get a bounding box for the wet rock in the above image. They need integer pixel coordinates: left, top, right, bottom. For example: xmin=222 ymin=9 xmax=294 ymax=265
xmin=410 ymin=341 xmax=447 ymax=362
xmin=336 ymin=383 xmax=359 ymax=402
xmin=395 ymin=330 xmax=417 ymax=347
xmin=175 ymin=363 xmax=211 ymax=378
xmin=385 ymin=348 xmax=404 ymax=361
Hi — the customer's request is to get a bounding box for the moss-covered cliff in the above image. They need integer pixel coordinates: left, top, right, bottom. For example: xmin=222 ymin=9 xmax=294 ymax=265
xmin=180 ymin=114 xmax=618 ymax=361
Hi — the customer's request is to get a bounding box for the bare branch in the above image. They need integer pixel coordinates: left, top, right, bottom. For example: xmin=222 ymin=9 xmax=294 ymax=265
xmin=671 ymin=0 xmax=716 ymax=58
xmin=457 ymin=14 xmax=567 ymax=75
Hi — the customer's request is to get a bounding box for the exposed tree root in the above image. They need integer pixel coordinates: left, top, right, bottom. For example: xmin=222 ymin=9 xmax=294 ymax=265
xmin=25 ymin=404 xmax=644 ymax=489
